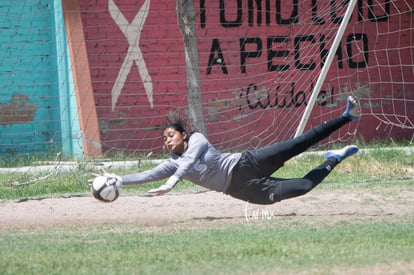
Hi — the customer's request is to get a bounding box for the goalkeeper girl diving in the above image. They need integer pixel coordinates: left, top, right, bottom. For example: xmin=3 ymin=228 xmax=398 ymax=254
xmin=97 ymin=95 xmax=360 ymax=205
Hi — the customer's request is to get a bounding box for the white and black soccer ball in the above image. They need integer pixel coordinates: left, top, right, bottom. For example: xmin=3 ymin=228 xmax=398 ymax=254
xmin=91 ymin=176 xmax=120 ymax=202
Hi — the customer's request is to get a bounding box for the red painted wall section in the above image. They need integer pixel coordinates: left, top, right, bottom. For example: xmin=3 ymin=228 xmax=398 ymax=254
xmin=80 ymin=0 xmax=413 ymax=153
xmin=196 ymin=0 xmax=413 ymax=147
xmin=80 ymin=0 xmax=187 ymax=152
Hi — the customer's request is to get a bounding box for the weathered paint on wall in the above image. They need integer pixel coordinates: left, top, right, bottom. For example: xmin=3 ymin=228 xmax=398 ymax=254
xmin=80 ymin=0 xmax=413 ymax=153
xmin=0 ymin=1 xmax=62 ymax=154
xmin=0 ymin=1 xmax=86 ymax=157
xmin=0 ymin=93 xmax=37 ymax=126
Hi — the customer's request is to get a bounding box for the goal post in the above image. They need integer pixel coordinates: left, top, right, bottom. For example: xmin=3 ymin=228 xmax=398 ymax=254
xmin=176 ymin=0 xmax=207 ymax=135
xmin=294 ymin=0 xmax=358 ymax=138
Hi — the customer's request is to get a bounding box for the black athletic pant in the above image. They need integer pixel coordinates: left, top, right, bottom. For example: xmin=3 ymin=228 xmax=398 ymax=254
xmin=226 ymin=116 xmax=350 ymax=205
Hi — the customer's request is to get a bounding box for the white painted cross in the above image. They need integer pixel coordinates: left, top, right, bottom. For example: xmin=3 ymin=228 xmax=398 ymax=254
xmin=108 ymin=0 xmax=153 ymax=110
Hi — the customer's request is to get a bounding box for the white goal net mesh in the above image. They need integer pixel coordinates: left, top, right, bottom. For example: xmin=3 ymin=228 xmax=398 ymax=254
xmin=0 ymin=0 xmax=412 ymax=160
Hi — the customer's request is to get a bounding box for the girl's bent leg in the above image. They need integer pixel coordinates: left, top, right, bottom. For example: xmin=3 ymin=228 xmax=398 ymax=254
xmin=227 ymin=145 xmax=359 ymax=205
xmin=269 ymin=158 xmax=339 ymax=203
xmin=227 ymin=158 xmax=338 ymax=204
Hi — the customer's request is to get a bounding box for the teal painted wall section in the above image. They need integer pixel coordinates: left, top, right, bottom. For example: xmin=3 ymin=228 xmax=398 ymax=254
xmin=0 ymin=1 xmax=82 ymax=156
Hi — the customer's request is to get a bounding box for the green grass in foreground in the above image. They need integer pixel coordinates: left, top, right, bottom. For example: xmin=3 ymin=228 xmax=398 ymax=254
xmin=0 ymin=221 xmax=413 ymax=275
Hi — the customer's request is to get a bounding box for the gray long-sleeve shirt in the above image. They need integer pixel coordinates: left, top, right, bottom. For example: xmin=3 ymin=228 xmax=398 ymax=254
xmin=121 ymin=132 xmax=241 ymax=192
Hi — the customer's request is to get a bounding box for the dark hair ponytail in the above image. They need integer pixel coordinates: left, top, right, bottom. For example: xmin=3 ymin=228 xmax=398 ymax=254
xmin=163 ymin=114 xmax=189 ymax=137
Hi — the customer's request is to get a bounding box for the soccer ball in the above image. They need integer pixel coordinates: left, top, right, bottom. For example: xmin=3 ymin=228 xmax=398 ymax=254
xmin=91 ymin=176 xmax=120 ymax=202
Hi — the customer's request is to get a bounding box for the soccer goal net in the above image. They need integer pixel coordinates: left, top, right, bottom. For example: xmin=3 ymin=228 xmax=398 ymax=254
xmin=0 ymin=0 xmax=413 ymax=161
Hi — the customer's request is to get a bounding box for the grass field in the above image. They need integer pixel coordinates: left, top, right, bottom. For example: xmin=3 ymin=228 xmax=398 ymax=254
xmin=0 ymin=145 xmax=413 ymax=274
xmin=1 ymin=221 xmax=413 ymax=274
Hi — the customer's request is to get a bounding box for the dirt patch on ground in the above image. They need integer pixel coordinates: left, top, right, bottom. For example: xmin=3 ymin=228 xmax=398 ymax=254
xmin=1 ymin=188 xmax=412 ymax=230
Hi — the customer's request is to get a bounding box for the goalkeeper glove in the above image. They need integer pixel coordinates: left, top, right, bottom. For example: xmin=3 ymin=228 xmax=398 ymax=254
xmin=148 ymin=176 xmax=179 ymax=195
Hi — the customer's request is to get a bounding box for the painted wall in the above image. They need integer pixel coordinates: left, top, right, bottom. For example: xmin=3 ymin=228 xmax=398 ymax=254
xmin=0 ymin=1 xmax=83 ymax=157
xmin=80 ymin=0 xmax=413 ymax=153
xmin=80 ymin=0 xmax=188 ymax=153
xmin=1 ymin=1 xmax=412 ymax=157
xmin=0 ymin=1 xmax=62 ymax=154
